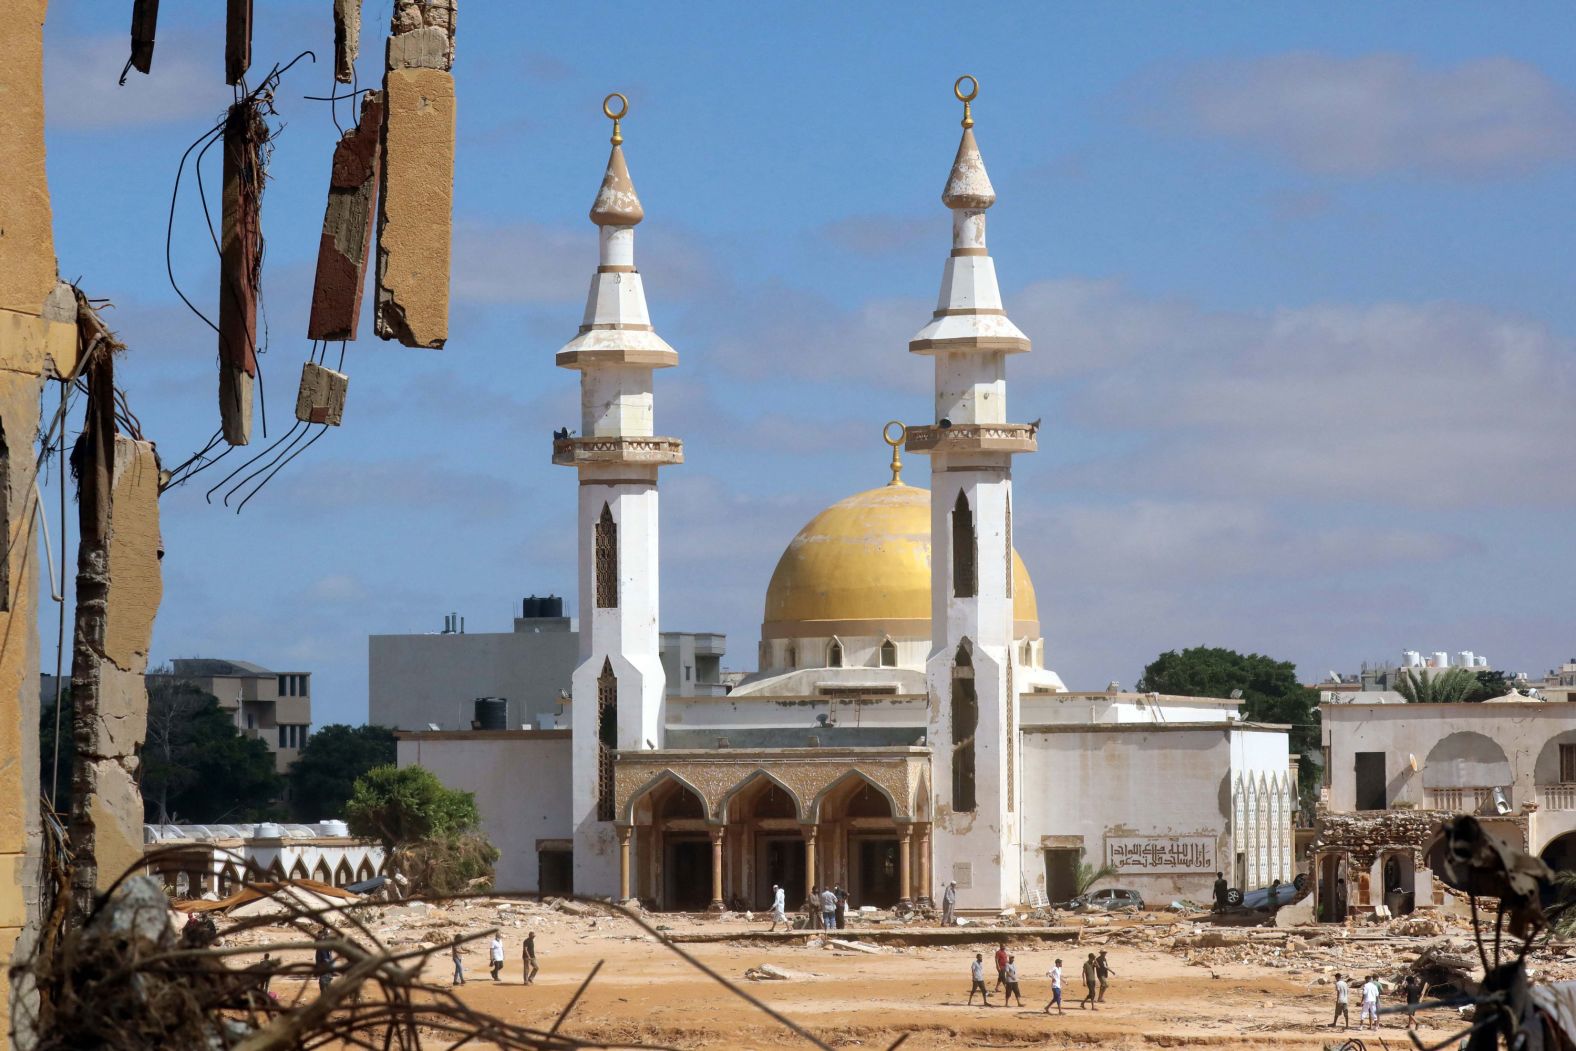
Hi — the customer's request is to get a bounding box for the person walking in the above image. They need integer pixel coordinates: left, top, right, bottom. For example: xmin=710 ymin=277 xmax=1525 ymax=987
xmin=992 ymin=945 xmax=1009 ymax=991
xmin=835 ymin=885 xmax=848 ymax=930
xmin=1043 ymin=958 xmax=1064 ymax=1015
xmin=489 ymin=934 xmax=505 ymax=981
xmin=1212 ymin=871 xmax=1229 ymax=913
xmin=1078 ymin=953 xmax=1099 ymax=1010
xmin=1002 ymin=955 xmax=1024 ymax=1007
xmin=820 ymin=885 xmax=838 ymax=931
xmin=767 ymin=883 xmax=788 ymax=932
xmin=1329 ymin=973 xmax=1350 ymax=1030
xmin=450 ymin=941 xmax=465 ymax=986
xmin=1359 ymin=974 xmax=1381 ymax=1030
xmin=1402 ymin=973 xmax=1424 ymax=1030
xmin=967 ymin=953 xmax=994 ymax=1006
xmin=316 ymin=942 xmax=335 ymax=995
xmin=1095 ymin=950 xmax=1114 ymax=1003
xmin=941 ymin=881 xmax=958 ymax=926
xmin=522 ymin=931 xmax=538 ymax=985
xmin=1267 ymin=878 xmax=1281 ymax=912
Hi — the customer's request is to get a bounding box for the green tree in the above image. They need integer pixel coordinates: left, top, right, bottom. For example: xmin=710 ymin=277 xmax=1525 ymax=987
xmin=1073 ymin=855 xmax=1118 ymax=898
xmin=346 ymin=765 xmax=491 ymax=894
xmin=1468 ymin=670 xmax=1512 ymax=702
xmin=1395 ymin=667 xmax=1477 ymax=703
xmin=142 ymin=677 xmax=284 ymax=823
xmin=1137 ymin=646 xmax=1322 ymax=808
xmin=286 ymin=724 xmax=396 ymax=820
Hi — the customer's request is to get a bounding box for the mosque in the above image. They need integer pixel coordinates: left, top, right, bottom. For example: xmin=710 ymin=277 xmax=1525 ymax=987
xmin=395 ymin=80 xmax=1296 ymax=913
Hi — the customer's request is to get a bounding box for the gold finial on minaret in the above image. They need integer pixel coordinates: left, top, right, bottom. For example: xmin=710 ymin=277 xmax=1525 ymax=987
xmin=884 ymin=420 xmax=908 ymax=486
xmin=603 ymin=92 xmax=628 ymax=145
xmin=954 ymin=75 xmax=977 ymax=129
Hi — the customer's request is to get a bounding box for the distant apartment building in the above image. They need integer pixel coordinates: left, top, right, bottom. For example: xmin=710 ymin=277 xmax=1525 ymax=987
xmin=368 ymin=596 xmax=726 ymax=731
xmin=151 ymin=659 xmax=314 ymax=773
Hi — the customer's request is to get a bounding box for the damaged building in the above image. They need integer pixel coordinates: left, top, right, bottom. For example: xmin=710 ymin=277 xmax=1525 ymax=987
xmin=397 ymin=88 xmax=1296 ymax=913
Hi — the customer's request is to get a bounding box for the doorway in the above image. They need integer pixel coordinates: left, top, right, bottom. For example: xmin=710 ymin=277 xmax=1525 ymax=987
xmin=664 ymin=836 xmax=713 ymax=912
xmin=850 ymin=837 xmax=901 ymax=907
xmin=538 ymin=849 xmax=572 ymax=897
xmin=1043 ymin=848 xmax=1080 ymax=903
xmin=755 ymin=836 xmax=806 ymax=909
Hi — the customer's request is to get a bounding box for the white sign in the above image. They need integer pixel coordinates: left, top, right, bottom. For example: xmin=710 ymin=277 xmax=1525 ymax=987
xmin=1106 ymin=835 xmax=1216 ymax=874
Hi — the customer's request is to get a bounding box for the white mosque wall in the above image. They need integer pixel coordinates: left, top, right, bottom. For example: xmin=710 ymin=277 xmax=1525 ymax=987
xmin=1019 ymin=725 xmax=1292 ymax=904
xmin=396 ymin=733 xmax=572 ymax=894
xmin=664 ymin=691 xmax=929 ymax=749
xmin=1019 ymin=691 xmax=1240 ymax=727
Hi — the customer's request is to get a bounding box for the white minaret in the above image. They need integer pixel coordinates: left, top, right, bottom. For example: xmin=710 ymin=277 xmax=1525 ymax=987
xmin=907 ymin=77 xmax=1036 ymax=911
xmin=555 ymin=94 xmax=682 ymax=898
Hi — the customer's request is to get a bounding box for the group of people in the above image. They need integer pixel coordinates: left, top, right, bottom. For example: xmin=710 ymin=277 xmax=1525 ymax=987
xmin=967 ymin=949 xmax=1114 ymax=1012
xmin=449 ymin=930 xmax=538 ymax=986
xmin=802 ymin=884 xmax=851 ymax=931
xmin=1330 ymin=972 xmax=1425 ymax=1032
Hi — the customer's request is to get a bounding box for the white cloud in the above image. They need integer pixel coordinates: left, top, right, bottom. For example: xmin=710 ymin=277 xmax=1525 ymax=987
xmin=45 ymin=34 xmax=232 ymax=131
xmin=820 ymin=215 xmax=933 ymax=257
xmin=1150 ymin=52 xmax=1576 ymax=177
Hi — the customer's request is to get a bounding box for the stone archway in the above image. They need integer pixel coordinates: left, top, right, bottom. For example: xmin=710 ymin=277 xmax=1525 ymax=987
xmin=721 ymin=772 xmax=809 ymax=911
xmin=817 ymin=774 xmax=904 ymax=909
xmin=1541 ymin=832 xmax=1576 ymax=874
xmin=627 ymin=775 xmax=711 ymax=912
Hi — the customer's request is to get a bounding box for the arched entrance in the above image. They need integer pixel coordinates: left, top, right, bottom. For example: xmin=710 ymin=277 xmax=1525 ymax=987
xmin=816 ymin=774 xmax=903 ymax=908
xmin=1540 ymin=832 xmax=1576 ymax=874
xmin=721 ymin=774 xmax=807 ymax=911
xmin=629 ymin=776 xmax=712 ymax=912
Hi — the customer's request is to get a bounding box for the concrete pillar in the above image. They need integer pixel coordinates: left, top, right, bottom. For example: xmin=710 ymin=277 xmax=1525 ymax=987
xmin=918 ymin=824 xmax=933 ymax=907
xmin=803 ymin=825 xmax=818 ymax=891
xmin=374 ymin=0 xmax=455 ymax=348
xmin=707 ymin=826 xmax=725 ymax=912
xmin=1 ymin=1 xmax=71 ymax=1039
xmin=616 ymin=826 xmax=631 ymax=903
xmin=897 ymin=825 xmax=914 ymax=910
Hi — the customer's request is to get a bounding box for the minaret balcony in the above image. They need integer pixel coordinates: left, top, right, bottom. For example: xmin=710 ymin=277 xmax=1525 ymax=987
xmin=552 ymin=435 xmax=684 ymax=468
xmin=903 ymin=422 xmax=1037 ymax=455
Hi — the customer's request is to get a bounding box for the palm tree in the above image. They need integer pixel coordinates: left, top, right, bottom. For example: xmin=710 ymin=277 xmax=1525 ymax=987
xmin=1074 ymin=857 xmax=1118 ymax=897
xmin=1396 ymin=667 xmax=1477 ymax=703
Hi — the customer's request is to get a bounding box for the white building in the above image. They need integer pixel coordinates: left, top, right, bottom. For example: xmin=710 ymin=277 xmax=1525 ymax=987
xmin=395 ymin=83 xmax=1295 ymax=913
xmin=143 ymin=821 xmax=386 ymax=898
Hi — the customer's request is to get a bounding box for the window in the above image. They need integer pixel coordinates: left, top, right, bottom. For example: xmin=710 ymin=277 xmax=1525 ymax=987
xmin=786 ymin=643 xmax=797 ymax=668
xmin=828 ymin=640 xmax=844 ymax=667
xmin=278 ymin=725 xmax=287 ymax=747
xmin=952 ymin=491 xmax=976 ymax=598
xmin=595 ymin=504 xmax=618 ymax=608
xmin=246 ymin=712 xmax=256 ymax=729
xmin=1561 ymin=744 xmax=1576 ymax=783
xmin=596 ymin=660 xmax=618 ymax=821
xmin=880 ymin=639 xmax=897 ymax=667
xmin=277 ymin=675 xmax=287 ymax=696
xmin=1354 ymin=751 xmax=1386 ymax=810
xmin=684 ymin=665 xmax=692 ymax=681
xmin=952 ymin=641 xmax=977 ymax=813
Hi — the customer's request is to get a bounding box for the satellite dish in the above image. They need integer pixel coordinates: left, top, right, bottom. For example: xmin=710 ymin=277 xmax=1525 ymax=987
xmin=1229 ymin=689 xmax=1243 ymax=699
xmin=1408 ymin=754 xmax=1418 ymax=771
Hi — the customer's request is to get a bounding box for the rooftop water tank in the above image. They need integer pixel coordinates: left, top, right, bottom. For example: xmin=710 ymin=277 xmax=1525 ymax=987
xmin=474 ymin=697 xmax=508 ymax=731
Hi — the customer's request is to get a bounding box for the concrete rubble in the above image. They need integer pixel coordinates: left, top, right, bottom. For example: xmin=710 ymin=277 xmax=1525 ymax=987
xmin=308 ymin=89 xmax=382 ymax=343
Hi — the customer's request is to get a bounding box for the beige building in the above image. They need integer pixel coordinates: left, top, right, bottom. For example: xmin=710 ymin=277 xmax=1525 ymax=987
xmin=153 ymin=659 xmax=314 ymax=773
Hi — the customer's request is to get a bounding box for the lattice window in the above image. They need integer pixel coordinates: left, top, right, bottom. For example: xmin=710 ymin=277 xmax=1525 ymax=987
xmin=828 ymin=639 xmax=844 ymax=667
xmin=595 ymin=503 xmax=618 ymax=608
xmin=952 ymin=641 xmax=977 ymax=813
xmin=1004 ymin=493 xmax=1013 ymax=598
xmin=952 ymin=491 xmax=976 ymax=598
xmin=596 ymin=659 xmax=617 ymax=821
xmin=1006 ymin=652 xmax=1015 ymax=812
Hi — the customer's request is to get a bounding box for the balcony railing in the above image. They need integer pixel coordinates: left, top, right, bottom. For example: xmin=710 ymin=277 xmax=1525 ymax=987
xmin=1540 ymin=784 xmax=1576 ymax=812
xmin=1427 ymin=786 xmax=1510 ymax=813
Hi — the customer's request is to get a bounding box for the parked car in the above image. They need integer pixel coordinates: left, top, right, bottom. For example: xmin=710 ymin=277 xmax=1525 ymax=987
xmin=1054 ymin=887 xmax=1146 ymax=911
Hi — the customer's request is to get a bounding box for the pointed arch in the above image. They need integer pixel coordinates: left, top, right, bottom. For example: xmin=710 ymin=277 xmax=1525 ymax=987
xmin=335 ymin=858 xmax=353 ymax=886
xmin=595 ymin=502 xmax=618 ymax=608
xmin=718 ymin=769 xmax=807 ymax=823
xmin=785 ymin=641 xmax=798 ymax=669
xmin=952 ymin=638 xmax=978 ymax=813
xmin=357 ymin=857 xmax=375 ymax=881
xmin=596 ymin=659 xmax=618 ymax=821
xmin=879 ymin=637 xmax=897 ymax=668
xmin=621 ymin=768 xmax=712 ymax=825
xmin=952 ymin=490 xmax=976 ymax=598
xmin=313 ymin=858 xmax=332 ymax=884
xmin=827 ymin=637 xmax=844 ymax=668
xmin=811 ymin=769 xmax=905 ymax=823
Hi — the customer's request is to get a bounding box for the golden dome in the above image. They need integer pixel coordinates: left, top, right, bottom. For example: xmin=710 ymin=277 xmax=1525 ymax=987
xmin=762 ymin=484 xmax=1039 ymax=641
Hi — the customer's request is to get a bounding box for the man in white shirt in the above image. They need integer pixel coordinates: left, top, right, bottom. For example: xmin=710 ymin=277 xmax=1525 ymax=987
xmin=767 ymin=883 xmax=788 ymax=932
xmin=1359 ymin=975 xmax=1381 ymax=1030
xmin=1043 ymin=958 xmax=1064 ymax=1015
xmin=488 ymin=934 xmax=505 ymax=981
xmin=967 ymin=952 xmax=994 ymax=1006
xmin=1329 ymin=973 xmax=1350 ymax=1030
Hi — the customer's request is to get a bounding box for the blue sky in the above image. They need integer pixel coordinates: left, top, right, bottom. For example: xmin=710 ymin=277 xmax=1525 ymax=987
xmin=38 ymin=2 xmax=1576 ymax=726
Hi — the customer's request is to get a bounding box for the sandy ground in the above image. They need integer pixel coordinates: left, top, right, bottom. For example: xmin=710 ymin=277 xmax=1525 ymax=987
xmin=240 ymin=901 xmax=1469 ymax=1050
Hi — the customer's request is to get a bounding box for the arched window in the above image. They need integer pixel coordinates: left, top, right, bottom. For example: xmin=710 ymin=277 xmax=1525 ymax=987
xmin=828 ymin=639 xmax=844 ymax=667
xmin=595 ymin=503 xmax=618 ymax=608
xmin=880 ymin=639 xmax=897 ymax=667
xmin=952 ymin=491 xmax=976 ymax=598
xmin=786 ymin=642 xmax=798 ymax=668
xmin=952 ymin=641 xmax=977 ymax=813
xmin=597 ymin=660 xmax=618 ymax=821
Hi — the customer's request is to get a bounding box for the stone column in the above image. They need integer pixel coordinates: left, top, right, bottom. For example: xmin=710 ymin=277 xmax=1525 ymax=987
xmin=918 ymin=824 xmax=933 ymax=907
xmin=616 ymin=826 xmax=632 ymax=903
xmin=803 ymin=825 xmax=818 ymax=891
xmin=897 ymin=825 xmax=914 ymax=911
xmin=707 ymin=826 xmax=725 ymax=912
